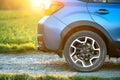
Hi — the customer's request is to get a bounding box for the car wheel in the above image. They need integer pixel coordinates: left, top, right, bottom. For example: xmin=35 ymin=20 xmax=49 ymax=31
xmin=64 ymin=31 xmax=107 ymax=71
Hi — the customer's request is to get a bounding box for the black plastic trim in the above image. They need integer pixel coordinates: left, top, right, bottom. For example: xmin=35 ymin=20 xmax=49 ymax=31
xmin=115 ymin=42 xmax=120 ymax=49
xmin=61 ymin=21 xmax=112 ymax=41
xmin=115 ymin=42 xmax=120 ymax=57
xmin=37 ymin=23 xmax=46 ymax=51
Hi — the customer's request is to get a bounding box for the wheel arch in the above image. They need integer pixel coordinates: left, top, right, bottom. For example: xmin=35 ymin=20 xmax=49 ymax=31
xmin=60 ymin=21 xmax=118 ymax=57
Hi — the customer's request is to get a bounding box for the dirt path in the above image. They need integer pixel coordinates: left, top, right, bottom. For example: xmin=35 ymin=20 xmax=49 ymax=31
xmin=0 ymin=52 xmax=120 ymax=78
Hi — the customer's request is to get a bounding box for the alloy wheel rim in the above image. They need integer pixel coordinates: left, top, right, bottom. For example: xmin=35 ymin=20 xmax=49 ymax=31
xmin=69 ymin=36 xmax=100 ymax=67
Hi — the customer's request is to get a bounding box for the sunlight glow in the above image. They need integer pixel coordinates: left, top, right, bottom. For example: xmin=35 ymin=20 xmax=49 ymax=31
xmin=32 ymin=0 xmax=42 ymax=7
xmin=32 ymin=0 xmax=53 ymax=10
xmin=32 ymin=0 xmax=43 ymax=10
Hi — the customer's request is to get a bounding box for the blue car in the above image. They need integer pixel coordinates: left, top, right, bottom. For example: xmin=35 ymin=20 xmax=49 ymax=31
xmin=37 ymin=0 xmax=120 ymax=71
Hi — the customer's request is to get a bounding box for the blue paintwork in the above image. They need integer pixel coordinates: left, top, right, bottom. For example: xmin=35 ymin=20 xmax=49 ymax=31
xmin=43 ymin=0 xmax=93 ymax=50
xmin=38 ymin=0 xmax=120 ymax=51
xmin=44 ymin=16 xmax=66 ymax=50
xmin=88 ymin=2 xmax=120 ymax=42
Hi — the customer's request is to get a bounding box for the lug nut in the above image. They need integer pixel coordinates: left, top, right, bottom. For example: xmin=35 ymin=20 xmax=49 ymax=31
xmin=85 ymin=58 xmax=88 ymax=61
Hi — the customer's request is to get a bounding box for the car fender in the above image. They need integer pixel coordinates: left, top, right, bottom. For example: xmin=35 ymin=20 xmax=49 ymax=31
xmin=61 ymin=21 xmax=112 ymax=41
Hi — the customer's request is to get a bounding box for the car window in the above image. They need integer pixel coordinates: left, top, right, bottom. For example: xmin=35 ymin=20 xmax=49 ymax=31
xmin=80 ymin=0 xmax=89 ymax=2
xmin=108 ymin=0 xmax=120 ymax=3
xmin=89 ymin=0 xmax=107 ymax=3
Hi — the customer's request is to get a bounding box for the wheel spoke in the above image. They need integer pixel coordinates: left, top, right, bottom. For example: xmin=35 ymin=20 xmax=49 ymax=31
xmin=70 ymin=38 xmax=82 ymax=57
xmin=74 ymin=59 xmax=86 ymax=67
xmin=74 ymin=59 xmax=93 ymax=67
xmin=70 ymin=43 xmax=76 ymax=57
xmin=91 ymin=39 xmax=100 ymax=51
xmin=75 ymin=39 xmax=83 ymax=43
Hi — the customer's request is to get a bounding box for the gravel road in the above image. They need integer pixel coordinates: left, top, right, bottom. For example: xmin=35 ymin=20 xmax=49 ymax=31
xmin=0 ymin=52 xmax=120 ymax=78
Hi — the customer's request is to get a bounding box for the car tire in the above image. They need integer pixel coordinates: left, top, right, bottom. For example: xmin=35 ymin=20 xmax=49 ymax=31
xmin=64 ymin=30 xmax=107 ymax=71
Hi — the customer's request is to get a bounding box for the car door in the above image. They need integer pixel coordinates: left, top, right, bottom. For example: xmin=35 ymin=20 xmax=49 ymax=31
xmin=87 ymin=0 xmax=120 ymax=42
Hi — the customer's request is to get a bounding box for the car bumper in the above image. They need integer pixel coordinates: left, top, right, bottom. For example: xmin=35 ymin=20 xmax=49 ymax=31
xmin=37 ymin=16 xmax=49 ymax=51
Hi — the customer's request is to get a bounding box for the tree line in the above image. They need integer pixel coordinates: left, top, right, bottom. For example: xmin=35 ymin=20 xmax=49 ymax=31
xmin=0 ymin=0 xmax=31 ymax=10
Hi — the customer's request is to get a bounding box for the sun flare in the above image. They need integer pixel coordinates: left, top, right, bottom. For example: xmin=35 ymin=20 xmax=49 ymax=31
xmin=32 ymin=0 xmax=42 ymax=7
xmin=31 ymin=0 xmax=53 ymax=10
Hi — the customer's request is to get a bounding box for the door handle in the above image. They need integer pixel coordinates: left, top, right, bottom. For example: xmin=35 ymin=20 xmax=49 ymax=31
xmin=95 ymin=9 xmax=109 ymax=15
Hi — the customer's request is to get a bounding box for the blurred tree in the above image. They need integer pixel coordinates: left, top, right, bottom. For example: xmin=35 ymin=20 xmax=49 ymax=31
xmin=0 ymin=0 xmax=31 ymax=10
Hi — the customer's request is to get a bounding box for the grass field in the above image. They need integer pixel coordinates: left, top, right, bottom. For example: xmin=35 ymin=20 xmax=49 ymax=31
xmin=0 ymin=10 xmax=44 ymax=53
xmin=0 ymin=74 xmax=120 ymax=80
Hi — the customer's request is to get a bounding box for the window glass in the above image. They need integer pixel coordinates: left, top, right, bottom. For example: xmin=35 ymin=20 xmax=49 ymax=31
xmin=89 ymin=0 xmax=106 ymax=3
xmin=80 ymin=0 xmax=88 ymax=2
xmin=108 ymin=0 xmax=120 ymax=3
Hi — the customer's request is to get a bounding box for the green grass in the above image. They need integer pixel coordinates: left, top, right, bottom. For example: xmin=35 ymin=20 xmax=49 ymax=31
xmin=0 ymin=74 xmax=120 ymax=80
xmin=0 ymin=10 xmax=44 ymax=53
